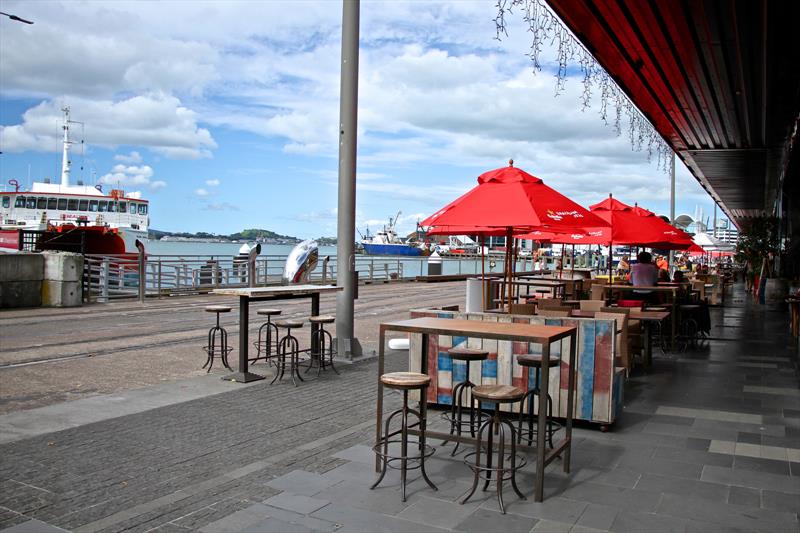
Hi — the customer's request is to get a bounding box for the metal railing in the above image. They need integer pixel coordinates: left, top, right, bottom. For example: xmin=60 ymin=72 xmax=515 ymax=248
xmin=80 ymin=251 xmax=528 ymax=302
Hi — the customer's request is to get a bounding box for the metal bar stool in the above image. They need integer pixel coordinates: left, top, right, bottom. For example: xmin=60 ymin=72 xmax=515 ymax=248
xmin=202 ymin=305 xmax=233 ymax=372
xmin=462 ymin=384 xmax=526 ymax=514
xmin=441 ymin=347 xmax=488 ymax=456
xmin=516 ymin=354 xmax=562 ymax=449
xmin=272 ymin=319 xmax=305 ymax=386
xmin=307 ymin=315 xmax=339 ymax=376
xmin=677 ymin=304 xmax=701 ymax=351
xmin=251 ymin=308 xmax=281 ymax=365
xmin=372 ymin=372 xmax=437 ymax=502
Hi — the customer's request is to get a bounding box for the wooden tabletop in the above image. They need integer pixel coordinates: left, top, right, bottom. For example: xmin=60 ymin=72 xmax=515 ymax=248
xmin=570 ymin=309 xmax=670 ymax=321
xmin=380 ymin=317 xmax=575 ymax=343
xmin=493 ymin=279 xmax=566 ymax=287
xmin=600 ymin=284 xmax=679 ymax=292
xmin=212 ymin=285 xmax=342 ymax=297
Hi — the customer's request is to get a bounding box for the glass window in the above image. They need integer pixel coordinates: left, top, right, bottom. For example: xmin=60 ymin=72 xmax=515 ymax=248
xmin=78 ymin=199 xmax=88 ymax=211
xmin=2 ymin=197 xmax=9 ymax=208
xmin=15 ymin=196 xmax=26 ymax=208
xmin=107 ymin=202 xmax=117 ymax=213
xmin=138 ymin=204 xmax=148 ymax=215
xmin=27 ymin=197 xmax=37 ymax=209
xmin=37 ymin=197 xmax=47 ymax=209
xmin=130 ymin=203 xmax=137 ymax=214
xmin=68 ymin=199 xmax=78 ymax=210
xmin=89 ymin=200 xmax=98 ymax=212
xmin=98 ymin=200 xmax=108 ymax=212
xmin=57 ymin=198 xmax=67 ymax=210
xmin=47 ymin=198 xmax=57 ymax=210
xmin=119 ymin=201 xmax=126 ymax=213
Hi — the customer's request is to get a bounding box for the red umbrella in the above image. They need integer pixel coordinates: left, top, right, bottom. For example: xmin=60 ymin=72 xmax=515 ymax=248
xmin=421 ymin=161 xmax=609 ymax=308
xmin=420 ymin=162 xmax=608 ymax=232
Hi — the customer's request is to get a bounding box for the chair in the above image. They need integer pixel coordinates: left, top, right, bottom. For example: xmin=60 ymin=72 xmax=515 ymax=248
xmin=252 ymin=308 xmax=281 ymax=366
xmin=272 ymin=320 xmax=306 ymax=386
xmin=616 ymin=299 xmax=644 ymax=309
xmin=579 ymin=300 xmax=604 ymax=312
xmin=536 ymin=298 xmax=563 ymax=309
xmin=516 ymin=354 xmax=562 ymax=450
xmin=537 ymin=307 xmax=571 ymax=318
xmin=600 ymin=308 xmax=643 ymax=372
xmin=509 ymin=303 xmax=537 ymax=315
xmin=308 ymin=315 xmax=338 ymax=375
xmin=372 ymin=372 xmax=437 ymax=501
xmin=590 ymin=284 xmax=606 ymax=300
xmin=461 ymin=384 xmax=526 ymax=514
xmin=691 ymin=281 xmax=706 ymax=301
xmin=202 ymin=305 xmax=233 ymax=372
xmin=441 ymin=348 xmax=489 ymax=455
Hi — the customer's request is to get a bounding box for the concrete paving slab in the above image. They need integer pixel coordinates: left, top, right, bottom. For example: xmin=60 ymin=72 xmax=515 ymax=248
xmin=0 ymin=375 xmax=261 ymax=445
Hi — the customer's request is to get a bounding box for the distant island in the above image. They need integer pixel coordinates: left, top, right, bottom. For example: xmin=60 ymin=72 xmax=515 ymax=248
xmin=149 ymin=228 xmax=337 ymax=246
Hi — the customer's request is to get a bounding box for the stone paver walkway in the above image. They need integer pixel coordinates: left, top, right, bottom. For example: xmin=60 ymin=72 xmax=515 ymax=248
xmin=1 ymin=284 xmax=798 ymax=532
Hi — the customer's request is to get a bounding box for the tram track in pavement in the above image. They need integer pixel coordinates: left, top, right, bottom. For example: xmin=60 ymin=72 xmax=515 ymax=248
xmin=0 ymin=281 xmax=464 ymax=369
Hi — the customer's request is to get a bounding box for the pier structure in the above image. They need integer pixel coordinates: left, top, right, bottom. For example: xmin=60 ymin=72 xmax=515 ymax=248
xmin=0 ymin=281 xmax=798 ymax=532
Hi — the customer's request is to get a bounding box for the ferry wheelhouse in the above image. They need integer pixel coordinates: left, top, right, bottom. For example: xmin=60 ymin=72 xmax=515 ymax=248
xmin=0 ymin=107 xmax=149 ymax=255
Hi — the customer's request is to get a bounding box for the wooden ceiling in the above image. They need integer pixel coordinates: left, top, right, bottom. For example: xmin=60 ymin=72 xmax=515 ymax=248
xmin=546 ymin=0 xmax=800 ymax=226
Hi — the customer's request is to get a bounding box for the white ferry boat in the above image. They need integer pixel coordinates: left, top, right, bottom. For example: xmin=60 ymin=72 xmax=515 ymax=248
xmin=0 ymin=107 xmax=149 ymax=255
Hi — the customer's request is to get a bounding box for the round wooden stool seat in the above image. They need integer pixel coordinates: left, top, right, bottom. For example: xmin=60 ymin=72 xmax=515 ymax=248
xmin=645 ymin=306 xmax=667 ymax=311
xmin=447 ymin=347 xmax=489 ymax=361
xmin=275 ymin=319 xmax=304 ymax=329
xmin=308 ymin=315 xmax=335 ymax=324
xmin=517 ymin=354 xmax=561 ymax=368
xmin=680 ymin=304 xmax=700 ymax=310
xmin=472 ymin=384 xmax=524 ymax=403
xmin=380 ymin=372 xmax=430 ymax=389
xmin=257 ymin=308 xmax=282 ymax=316
xmin=205 ymin=305 xmax=232 ymax=313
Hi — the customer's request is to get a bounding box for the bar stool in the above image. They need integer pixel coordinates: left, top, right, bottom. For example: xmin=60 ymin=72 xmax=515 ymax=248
xmin=307 ymin=315 xmax=338 ymax=376
xmin=272 ymin=319 xmax=305 ymax=386
xmin=516 ymin=354 xmax=562 ymax=449
xmin=202 ymin=305 xmax=233 ymax=372
xmin=462 ymin=384 xmax=526 ymax=514
xmin=372 ymin=372 xmax=437 ymax=502
xmin=441 ymin=347 xmax=488 ymax=456
xmin=252 ymin=308 xmax=281 ymax=365
xmin=677 ymin=304 xmax=701 ymax=351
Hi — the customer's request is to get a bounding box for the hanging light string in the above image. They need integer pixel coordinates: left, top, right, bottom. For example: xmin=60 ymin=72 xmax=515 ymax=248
xmin=494 ymin=0 xmax=672 ymax=172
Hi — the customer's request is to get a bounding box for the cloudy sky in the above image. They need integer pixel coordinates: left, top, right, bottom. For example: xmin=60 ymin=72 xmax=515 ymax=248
xmin=0 ymin=0 xmax=725 ymax=238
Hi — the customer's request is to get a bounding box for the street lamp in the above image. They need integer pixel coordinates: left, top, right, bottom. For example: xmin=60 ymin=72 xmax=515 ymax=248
xmin=0 ymin=11 xmax=33 ymax=24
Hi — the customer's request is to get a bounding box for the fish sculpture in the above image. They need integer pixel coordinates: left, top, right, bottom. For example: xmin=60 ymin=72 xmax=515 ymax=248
xmin=283 ymin=240 xmax=319 ymax=284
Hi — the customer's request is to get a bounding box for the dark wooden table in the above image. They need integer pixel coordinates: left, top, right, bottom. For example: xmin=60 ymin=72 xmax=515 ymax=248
xmin=600 ymin=284 xmax=680 ymax=350
xmin=377 ymin=317 xmax=577 ymax=502
xmin=213 ymin=285 xmax=343 ymax=382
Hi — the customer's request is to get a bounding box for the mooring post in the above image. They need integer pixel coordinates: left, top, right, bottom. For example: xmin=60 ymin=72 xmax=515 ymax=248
xmin=136 ymin=239 xmax=146 ymax=303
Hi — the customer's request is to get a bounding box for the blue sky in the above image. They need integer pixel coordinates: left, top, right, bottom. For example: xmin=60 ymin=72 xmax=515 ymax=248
xmin=0 ymin=0 xmax=727 ymax=239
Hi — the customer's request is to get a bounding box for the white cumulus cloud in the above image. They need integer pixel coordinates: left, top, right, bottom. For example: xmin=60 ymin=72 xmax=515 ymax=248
xmin=205 ymin=179 xmax=220 ymax=186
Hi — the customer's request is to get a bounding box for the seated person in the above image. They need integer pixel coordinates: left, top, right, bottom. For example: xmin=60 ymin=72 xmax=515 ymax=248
xmin=672 ymin=270 xmax=685 ymax=283
xmin=657 ymin=268 xmax=671 ymax=282
xmin=630 ymin=251 xmax=659 ymax=301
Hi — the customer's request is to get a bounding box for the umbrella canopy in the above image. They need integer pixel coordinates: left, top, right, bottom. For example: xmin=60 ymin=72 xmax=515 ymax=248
xmin=692 ymin=232 xmax=735 ymax=252
xmin=420 ymin=162 xmax=609 ymax=234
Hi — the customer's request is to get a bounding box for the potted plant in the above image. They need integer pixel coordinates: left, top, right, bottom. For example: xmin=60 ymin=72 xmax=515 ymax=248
xmin=735 ymin=216 xmax=782 ymax=301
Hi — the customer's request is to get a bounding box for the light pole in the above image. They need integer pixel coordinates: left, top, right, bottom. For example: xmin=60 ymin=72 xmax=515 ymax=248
xmin=0 ymin=11 xmax=34 ymax=24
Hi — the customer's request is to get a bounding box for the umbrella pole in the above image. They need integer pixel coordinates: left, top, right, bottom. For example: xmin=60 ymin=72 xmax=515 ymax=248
xmin=559 ymin=244 xmax=565 ymax=279
xmin=506 ymin=227 xmax=514 ymax=310
xmin=480 ymin=235 xmax=486 ymax=311
xmin=571 ymin=244 xmax=575 ymax=278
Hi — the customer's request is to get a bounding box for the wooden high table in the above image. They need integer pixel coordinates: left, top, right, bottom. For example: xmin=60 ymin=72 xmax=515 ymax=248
xmin=376 ymin=317 xmax=578 ymax=502
xmin=600 ymin=284 xmax=680 ymax=349
xmin=213 ymin=285 xmax=343 ymax=383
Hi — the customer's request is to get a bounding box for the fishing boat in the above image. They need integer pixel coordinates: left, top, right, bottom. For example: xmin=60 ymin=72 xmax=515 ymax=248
xmin=359 ymin=211 xmax=422 ymax=256
xmin=0 ymin=107 xmax=149 ymax=255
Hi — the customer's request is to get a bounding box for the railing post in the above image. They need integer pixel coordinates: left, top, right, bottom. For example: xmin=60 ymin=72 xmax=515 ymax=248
xmin=369 ymin=261 xmax=374 ymax=281
xmin=384 ymin=262 xmax=389 ymax=280
xmin=214 ymin=261 xmax=220 ymax=288
xmin=100 ymin=257 xmax=110 ymax=303
xmin=136 ymin=240 xmax=146 ymax=303
xmin=157 ymin=260 xmax=162 ymax=298
xmin=322 ymin=256 xmax=330 ymax=283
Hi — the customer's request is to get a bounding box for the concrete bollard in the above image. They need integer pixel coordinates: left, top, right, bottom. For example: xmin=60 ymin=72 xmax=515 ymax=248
xmin=0 ymin=253 xmax=44 ymax=308
xmin=41 ymin=251 xmax=83 ymax=307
